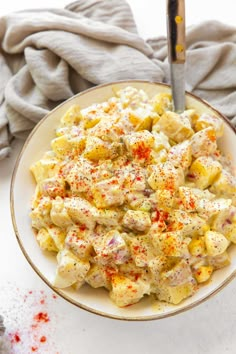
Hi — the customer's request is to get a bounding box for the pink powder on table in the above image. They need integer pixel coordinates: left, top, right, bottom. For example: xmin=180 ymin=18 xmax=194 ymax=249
xmin=0 ymin=282 xmax=60 ymax=354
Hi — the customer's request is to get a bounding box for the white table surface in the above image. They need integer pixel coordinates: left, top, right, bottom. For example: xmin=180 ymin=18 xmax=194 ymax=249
xmin=1 ymin=1 xmax=236 ymax=353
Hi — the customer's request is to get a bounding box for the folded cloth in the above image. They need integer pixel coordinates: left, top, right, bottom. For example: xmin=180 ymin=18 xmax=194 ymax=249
xmin=0 ymin=0 xmax=236 ymax=159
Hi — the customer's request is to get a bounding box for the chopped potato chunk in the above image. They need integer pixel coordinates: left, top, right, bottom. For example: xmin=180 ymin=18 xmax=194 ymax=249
xmin=148 ymin=161 xmax=184 ymax=191
xmin=156 ymin=282 xmax=195 ymax=305
xmin=85 ymin=264 xmax=110 ymax=289
xmin=128 ymin=107 xmax=154 ymax=131
xmin=123 ymin=130 xmax=154 ymax=161
xmin=190 ymin=127 xmax=217 ymax=158
xmin=122 ymin=210 xmax=151 ymax=232
xmin=193 ymin=266 xmax=213 ymax=283
xmin=151 ymin=93 xmax=173 ymax=115
xmin=54 ymin=249 xmax=90 ymax=288
xmin=168 ymin=140 xmax=192 ymax=170
xmin=161 ymin=259 xmax=192 ymax=286
xmin=64 ymin=197 xmax=97 ymax=229
xmin=50 ymin=197 xmax=73 ymax=228
xmin=93 ymin=230 xmax=129 ymax=265
xmin=60 ymin=104 xmax=82 ymax=126
xmin=154 ymin=111 xmax=194 ymax=143
xmin=128 ymin=235 xmax=155 ymax=267
xmin=36 ymin=228 xmax=58 ymax=252
xmin=30 ymin=158 xmax=59 ymax=184
xmin=110 ymin=274 xmax=150 ymax=307
xmin=208 ymin=252 xmax=231 ymax=269
xmin=51 ymin=134 xmax=86 ymax=158
xmin=189 ymin=156 xmax=222 ymax=189
xmin=193 ymin=113 xmax=224 ymax=137
xmin=211 ymin=206 xmax=236 ymax=243
xmin=39 ymin=176 xmax=65 ymax=198
xmin=65 ymin=159 xmax=93 ymax=194
xmin=91 ymin=177 xmax=125 ymax=209
xmin=210 ymin=169 xmax=236 ymax=197
xmin=188 ymin=237 xmax=206 ymax=257
xmin=83 ymin=136 xmax=116 ymax=160
xmin=151 ymin=231 xmax=190 ymax=257
xmin=65 ymin=226 xmax=93 ymax=259
xmin=205 ymin=231 xmax=230 ymax=256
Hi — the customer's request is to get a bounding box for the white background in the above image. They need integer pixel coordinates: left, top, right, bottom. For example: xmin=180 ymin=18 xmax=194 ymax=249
xmin=1 ymin=1 xmax=236 ymax=354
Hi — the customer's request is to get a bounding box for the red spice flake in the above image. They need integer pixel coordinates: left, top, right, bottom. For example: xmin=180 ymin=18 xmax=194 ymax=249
xmin=11 ymin=332 xmax=21 ymax=344
xmin=40 ymin=299 xmax=45 ymax=305
xmin=163 ymin=174 xmax=176 ymax=191
xmin=133 ymin=245 xmax=140 ymax=252
xmin=122 ymin=303 xmax=133 ymax=308
xmin=163 ymin=211 xmax=169 ymax=220
xmin=79 ymin=225 xmax=86 ymax=232
xmin=167 ymin=221 xmax=183 ymax=231
xmin=34 ymin=312 xmax=50 ymax=323
xmin=124 ymin=160 xmax=131 ymax=166
xmin=40 ymin=336 xmax=47 ymax=343
xmin=213 ymin=150 xmax=221 ymax=157
xmin=31 ymin=346 xmax=38 ymax=352
xmin=152 ymin=210 xmax=169 ymax=223
xmin=187 ymin=173 xmax=196 ymax=179
xmin=189 ymin=197 xmax=195 ymax=209
xmin=207 ymin=129 xmax=216 ymax=142
xmin=118 ymin=128 xmax=125 ymax=135
xmin=109 ymin=179 xmax=118 ymax=185
xmin=152 ymin=210 xmax=160 ymax=222
xmin=133 ymin=142 xmax=151 ymax=160
xmin=225 ymin=219 xmax=232 ymax=225
xmin=105 ymin=267 xmax=117 ymax=278
xmin=133 ymin=273 xmax=140 ymax=281
xmin=136 ymin=176 xmax=142 ymax=181
xmin=127 ymin=285 xmax=133 ymax=289
xmin=163 ymin=244 xmax=175 ymax=256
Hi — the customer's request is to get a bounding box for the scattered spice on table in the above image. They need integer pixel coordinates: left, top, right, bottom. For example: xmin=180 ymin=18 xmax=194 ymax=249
xmin=0 ymin=283 xmax=60 ymax=353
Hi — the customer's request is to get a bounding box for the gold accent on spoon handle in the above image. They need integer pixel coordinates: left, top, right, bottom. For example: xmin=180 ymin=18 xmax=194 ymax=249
xmin=167 ymin=0 xmax=186 ymax=63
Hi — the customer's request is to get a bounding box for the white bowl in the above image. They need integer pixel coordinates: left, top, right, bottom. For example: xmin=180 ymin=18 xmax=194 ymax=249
xmin=11 ymin=80 xmax=236 ymax=320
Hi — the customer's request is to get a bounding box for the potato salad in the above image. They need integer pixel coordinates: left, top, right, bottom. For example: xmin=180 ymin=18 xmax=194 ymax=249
xmin=30 ymin=86 xmax=236 ymax=307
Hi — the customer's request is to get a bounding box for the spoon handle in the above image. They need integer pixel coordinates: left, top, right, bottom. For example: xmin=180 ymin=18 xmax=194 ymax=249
xmin=0 ymin=315 xmax=5 ymax=336
xmin=167 ymin=0 xmax=186 ymax=112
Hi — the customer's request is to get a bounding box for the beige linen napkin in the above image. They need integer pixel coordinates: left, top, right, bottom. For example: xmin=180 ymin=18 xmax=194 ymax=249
xmin=0 ymin=0 xmax=235 ymax=161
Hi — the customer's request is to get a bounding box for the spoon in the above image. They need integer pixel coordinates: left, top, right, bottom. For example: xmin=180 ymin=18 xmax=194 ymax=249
xmin=167 ymin=0 xmax=186 ymax=113
xmin=0 ymin=315 xmax=5 ymax=336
